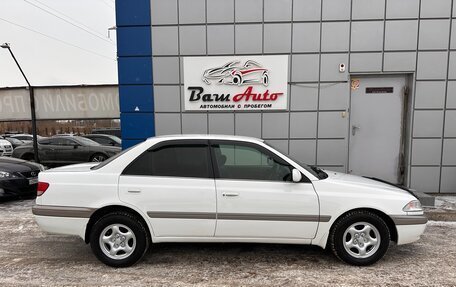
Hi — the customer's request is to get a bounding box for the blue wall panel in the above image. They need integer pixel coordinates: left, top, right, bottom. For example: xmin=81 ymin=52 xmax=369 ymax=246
xmin=117 ymin=26 xmax=152 ymax=56
xmin=121 ymin=113 xmax=155 ymax=139
xmin=119 ymin=85 xmax=154 ymax=113
xmin=118 ymin=57 xmax=153 ymax=85
xmin=116 ymin=0 xmax=154 ymax=149
xmin=122 ymin=139 xmax=145 ymax=149
xmin=116 ymin=0 xmax=151 ymax=27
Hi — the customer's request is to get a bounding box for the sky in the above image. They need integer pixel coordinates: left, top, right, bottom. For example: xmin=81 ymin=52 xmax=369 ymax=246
xmin=0 ymin=0 xmax=117 ymax=88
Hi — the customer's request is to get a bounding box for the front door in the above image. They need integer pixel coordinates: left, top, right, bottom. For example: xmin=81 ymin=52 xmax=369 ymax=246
xmin=118 ymin=140 xmax=216 ymax=238
xmin=211 ymin=141 xmax=319 ymax=239
xmin=348 ymin=76 xmax=407 ymax=184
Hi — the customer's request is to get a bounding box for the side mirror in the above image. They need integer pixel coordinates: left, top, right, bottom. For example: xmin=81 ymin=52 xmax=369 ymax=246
xmin=292 ymin=169 xmax=302 ymax=183
xmin=73 ymin=143 xmax=79 ymax=149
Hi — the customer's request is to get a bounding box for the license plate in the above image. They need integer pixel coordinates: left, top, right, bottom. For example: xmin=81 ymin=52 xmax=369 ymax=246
xmin=29 ymin=178 xmax=38 ymax=185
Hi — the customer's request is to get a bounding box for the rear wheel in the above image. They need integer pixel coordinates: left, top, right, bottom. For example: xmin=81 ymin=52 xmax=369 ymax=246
xmin=90 ymin=153 xmax=107 ymax=162
xmin=329 ymin=210 xmax=390 ymax=266
xmin=232 ymin=74 xmax=242 ymax=85
xmin=90 ymin=212 xmax=149 ymax=267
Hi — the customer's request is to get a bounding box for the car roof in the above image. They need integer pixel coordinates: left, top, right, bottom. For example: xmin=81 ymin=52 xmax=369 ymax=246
xmin=147 ymin=134 xmax=264 ymax=143
xmin=84 ymin=134 xmax=112 ymax=137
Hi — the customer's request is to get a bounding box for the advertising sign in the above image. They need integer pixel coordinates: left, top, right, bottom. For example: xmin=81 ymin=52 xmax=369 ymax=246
xmin=0 ymin=86 xmax=119 ymax=121
xmin=183 ymin=55 xmax=288 ymax=111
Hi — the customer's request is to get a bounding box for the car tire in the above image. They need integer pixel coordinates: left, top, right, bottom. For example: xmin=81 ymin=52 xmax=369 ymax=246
xmin=262 ymin=72 xmax=269 ymax=86
xmin=90 ymin=153 xmax=108 ymax=162
xmin=329 ymin=210 xmax=390 ymax=266
xmin=90 ymin=212 xmax=150 ymax=267
xmin=232 ymin=74 xmax=242 ymax=86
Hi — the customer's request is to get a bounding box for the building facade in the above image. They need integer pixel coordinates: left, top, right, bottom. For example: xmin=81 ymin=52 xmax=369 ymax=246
xmin=116 ymin=0 xmax=456 ymax=194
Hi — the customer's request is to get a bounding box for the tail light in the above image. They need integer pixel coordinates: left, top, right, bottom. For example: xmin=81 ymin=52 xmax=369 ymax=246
xmin=37 ymin=182 xmax=49 ymax=196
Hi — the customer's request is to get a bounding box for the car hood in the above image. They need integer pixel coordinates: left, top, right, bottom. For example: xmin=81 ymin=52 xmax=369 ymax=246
xmin=323 ymin=170 xmax=412 ymax=196
xmin=0 ymin=139 xmax=11 ymax=146
xmin=0 ymin=157 xmax=42 ymax=173
xmin=45 ymin=162 xmax=99 ymax=173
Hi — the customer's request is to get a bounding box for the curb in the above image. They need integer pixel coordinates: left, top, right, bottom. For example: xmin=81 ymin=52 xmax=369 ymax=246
xmin=424 ymin=209 xmax=456 ymax=222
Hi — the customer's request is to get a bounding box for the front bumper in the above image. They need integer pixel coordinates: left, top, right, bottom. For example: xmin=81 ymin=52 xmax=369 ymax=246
xmin=0 ymin=178 xmax=37 ymax=199
xmin=392 ymin=215 xmax=428 ymax=245
xmin=0 ymin=151 xmax=13 ymax=157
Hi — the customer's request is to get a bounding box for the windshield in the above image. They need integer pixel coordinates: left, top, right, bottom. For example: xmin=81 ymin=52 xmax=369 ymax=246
xmin=6 ymin=137 xmax=23 ymax=144
xmin=109 ymin=135 xmax=122 ymax=144
xmin=265 ymin=143 xmax=328 ymax=180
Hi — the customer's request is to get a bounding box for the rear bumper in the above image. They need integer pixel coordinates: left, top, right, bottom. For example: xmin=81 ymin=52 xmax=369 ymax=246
xmin=34 ymin=215 xmax=88 ymax=240
xmin=0 ymin=178 xmax=37 ymax=199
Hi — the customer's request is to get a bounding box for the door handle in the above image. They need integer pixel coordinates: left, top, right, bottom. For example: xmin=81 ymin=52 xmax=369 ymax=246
xmin=128 ymin=190 xmax=141 ymax=193
xmin=222 ymin=192 xmax=239 ymax=197
xmin=352 ymin=125 xmax=361 ymax=136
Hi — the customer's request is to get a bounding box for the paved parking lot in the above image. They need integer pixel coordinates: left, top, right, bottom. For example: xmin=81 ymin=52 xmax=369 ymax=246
xmin=1 ymin=200 xmax=455 ymax=287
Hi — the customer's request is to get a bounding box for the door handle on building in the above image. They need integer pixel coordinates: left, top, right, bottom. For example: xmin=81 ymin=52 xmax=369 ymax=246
xmin=222 ymin=192 xmax=239 ymax=197
xmin=352 ymin=125 xmax=360 ymax=136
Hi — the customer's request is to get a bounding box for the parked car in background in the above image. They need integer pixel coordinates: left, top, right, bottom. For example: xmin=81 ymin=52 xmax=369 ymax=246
xmin=83 ymin=134 xmax=121 ymax=147
xmin=0 ymin=138 xmax=13 ymax=156
xmin=9 ymin=134 xmax=44 ymax=144
xmin=12 ymin=136 xmax=121 ymax=166
xmin=92 ymin=128 xmax=121 ymax=138
xmin=33 ymin=135 xmax=426 ymax=267
xmin=0 ymin=157 xmax=44 ymax=200
xmin=1 ymin=136 xmax=25 ymax=149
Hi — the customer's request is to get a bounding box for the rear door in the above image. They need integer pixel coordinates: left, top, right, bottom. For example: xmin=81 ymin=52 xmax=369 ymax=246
xmin=211 ymin=140 xmax=320 ymax=239
xmin=119 ymin=140 xmax=217 ymax=237
xmin=37 ymin=138 xmax=58 ymax=163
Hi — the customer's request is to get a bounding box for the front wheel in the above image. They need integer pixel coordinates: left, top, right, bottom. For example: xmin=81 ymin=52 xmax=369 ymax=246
xmin=90 ymin=212 xmax=149 ymax=267
xmin=329 ymin=210 xmax=390 ymax=266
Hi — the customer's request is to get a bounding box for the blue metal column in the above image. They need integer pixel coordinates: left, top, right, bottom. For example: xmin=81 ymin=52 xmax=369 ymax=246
xmin=116 ymin=0 xmax=154 ymax=149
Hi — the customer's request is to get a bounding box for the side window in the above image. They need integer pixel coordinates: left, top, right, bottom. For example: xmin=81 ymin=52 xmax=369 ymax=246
xmin=211 ymin=142 xmax=293 ymax=182
xmin=48 ymin=138 xmax=62 ymax=145
xmin=61 ymin=139 xmax=76 ymax=146
xmin=39 ymin=139 xmax=51 ymax=145
xmin=96 ymin=137 xmax=112 ymax=145
xmin=123 ymin=142 xmax=211 ymax=178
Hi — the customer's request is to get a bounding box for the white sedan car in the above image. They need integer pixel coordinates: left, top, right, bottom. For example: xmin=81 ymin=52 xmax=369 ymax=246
xmin=33 ymin=135 xmax=427 ymax=267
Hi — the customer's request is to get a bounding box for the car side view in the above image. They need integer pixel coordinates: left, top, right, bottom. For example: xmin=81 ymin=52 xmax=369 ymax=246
xmin=32 ymin=135 xmax=427 ymax=267
xmin=12 ymin=136 xmax=121 ymax=166
xmin=202 ymin=60 xmax=269 ymax=86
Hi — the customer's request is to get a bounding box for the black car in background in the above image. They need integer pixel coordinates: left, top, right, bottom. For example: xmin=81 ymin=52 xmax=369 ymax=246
xmin=83 ymin=134 xmax=122 ymax=147
xmin=12 ymin=136 xmax=121 ymax=166
xmin=0 ymin=157 xmax=43 ymax=200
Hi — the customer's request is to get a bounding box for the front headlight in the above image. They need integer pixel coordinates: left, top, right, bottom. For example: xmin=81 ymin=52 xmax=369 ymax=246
xmin=403 ymin=200 xmax=423 ymax=212
xmin=0 ymin=171 xmax=19 ymax=179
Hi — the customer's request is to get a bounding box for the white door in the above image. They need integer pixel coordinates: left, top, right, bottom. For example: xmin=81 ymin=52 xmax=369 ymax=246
xmin=211 ymin=141 xmax=320 ymax=239
xmin=118 ymin=140 xmax=216 ymax=237
xmin=349 ymin=76 xmax=407 ymax=184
